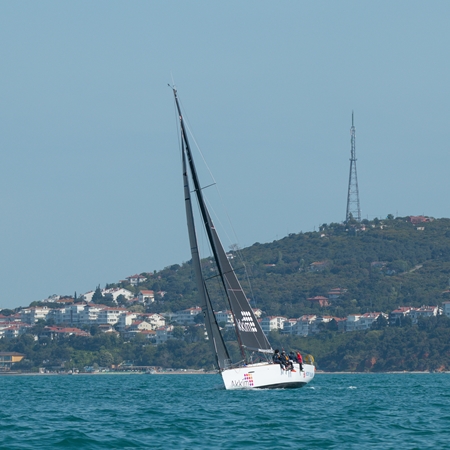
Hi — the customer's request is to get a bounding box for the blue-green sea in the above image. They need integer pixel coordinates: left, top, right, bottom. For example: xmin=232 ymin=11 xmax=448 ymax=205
xmin=0 ymin=372 xmax=448 ymax=449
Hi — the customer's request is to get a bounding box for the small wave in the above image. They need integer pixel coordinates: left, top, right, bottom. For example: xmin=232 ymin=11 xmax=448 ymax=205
xmin=348 ymin=386 xmax=357 ymax=389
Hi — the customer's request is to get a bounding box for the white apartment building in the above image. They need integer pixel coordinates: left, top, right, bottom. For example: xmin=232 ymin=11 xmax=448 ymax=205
xmin=46 ymin=303 xmax=105 ymax=326
xmin=443 ymin=301 xmax=450 ymax=318
xmin=144 ymin=313 xmax=166 ymax=329
xmin=260 ymin=316 xmax=287 ymax=334
xmin=97 ymin=307 xmax=128 ymax=326
xmin=282 ymin=319 xmax=298 ymax=334
xmin=345 ymin=314 xmax=362 ymax=332
xmin=409 ymin=306 xmax=439 ymax=323
xmin=172 ymin=307 xmax=202 ymax=325
xmin=389 ymin=307 xmax=412 ymax=326
xmin=80 ymin=304 xmax=105 ymax=324
xmin=291 ymin=315 xmax=317 ymax=336
xmin=0 ymin=323 xmax=31 ymax=339
xmin=346 ymin=312 xmax=387 ymax=331
xmin=117 ymin=312 xmax=139 ymax=332
xmin=20 ymin=306 xmax=50 ymax=324
xmin=358 ymin=312 xmax=387 ymax=329
xmin=62 ymin=304 xmax=87 ymax=325
xmin=215 ymin=310 xmax=233 ymax=326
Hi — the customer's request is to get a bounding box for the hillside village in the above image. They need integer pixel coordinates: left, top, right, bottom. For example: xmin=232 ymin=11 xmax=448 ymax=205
xmin=3 ymin=214 xmax=450 ymax=372
xmin=2 ymin=274 xmax=450 ymax=347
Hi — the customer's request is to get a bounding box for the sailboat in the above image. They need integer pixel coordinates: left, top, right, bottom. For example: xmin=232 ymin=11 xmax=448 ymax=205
xmin=172 ymin=88 xmax=315 ymax=389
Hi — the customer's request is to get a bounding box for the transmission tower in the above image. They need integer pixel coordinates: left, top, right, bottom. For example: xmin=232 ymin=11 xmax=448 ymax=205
xmin=345 ymin=111 xmax=361 ymax=223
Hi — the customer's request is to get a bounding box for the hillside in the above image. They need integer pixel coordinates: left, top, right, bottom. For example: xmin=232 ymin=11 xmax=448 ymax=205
xmin=125 ymin=215 xmax=450 ymax=318
xmin=4 ymin=215 xmax=450 ymax=373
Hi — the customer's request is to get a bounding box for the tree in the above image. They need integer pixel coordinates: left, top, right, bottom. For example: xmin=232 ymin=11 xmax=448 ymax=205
xmin=98 ymin=350 xmax=114 ymax=368
xmin=372 ymin=314 xmax=388 ymax=330
xmin=172 ymin=326 xmax=185 ymax=340
xmin=92 ymin=286 xmax=104 ymax=304
xmin=116 ymin=294 xmax=128 ymax=306
xmin=194 ymin=313 xmax=205 ymax=324
xmin=129 ymin=304 xmax=145 ymax=313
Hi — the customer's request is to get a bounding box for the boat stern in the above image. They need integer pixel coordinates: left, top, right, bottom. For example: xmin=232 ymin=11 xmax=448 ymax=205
xmin=221 ymin=363 xmax=315 ymax=390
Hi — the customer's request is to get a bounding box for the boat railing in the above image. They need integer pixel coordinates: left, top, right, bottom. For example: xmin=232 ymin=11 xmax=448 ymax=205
xmin=223 ymin=359 xmax=233 ymax=370
xmin=223 ymin=359 xmax=273 ymax=370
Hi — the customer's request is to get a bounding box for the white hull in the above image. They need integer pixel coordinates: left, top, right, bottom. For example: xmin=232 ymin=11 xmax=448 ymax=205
xmin=221 ymin=362 xmax=315 ymax=390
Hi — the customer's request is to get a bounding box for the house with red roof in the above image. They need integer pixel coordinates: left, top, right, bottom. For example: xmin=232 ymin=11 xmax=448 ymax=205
xmin=407 ymin=215 xmax=431 ymax=225
xmin=138 ymin=290 xmax=155 ymax=304
xmin=0 ymin=323 xmax=32 ymax=339
xmin=309 ymin=261 xmax=329 ymax=272
xmin=125 ymin=274 xmax=147 ymax=285
xmin=328 ymin=288 xmax=347 ymax=300
xmin=43 ymin=326 xmax=90 ymax=339
xmin=389 ymin=307 xmax=413 ymax=325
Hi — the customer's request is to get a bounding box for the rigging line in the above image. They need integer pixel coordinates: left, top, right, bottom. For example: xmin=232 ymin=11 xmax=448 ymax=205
xmin=176 ymin=96 xmax=218 ymax=187
xmin=202 ymin=181 xmax=258 ymax=308
xmin=190 ymin=182 xmax=216 ymax=194
xmin=192 ymin=189 xmax=228 ymax=312
xmin=203 ymin=266 xmax=242 ymax=283
xmin=202 ymin=195 xmax=253 ymax=286
xmin=176 ymin=93 xmax=253 ymax=302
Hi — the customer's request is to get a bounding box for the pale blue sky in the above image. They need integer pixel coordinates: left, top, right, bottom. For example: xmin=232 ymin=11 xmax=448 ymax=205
xmin=1 ymin=1 xmax=449 ymax=309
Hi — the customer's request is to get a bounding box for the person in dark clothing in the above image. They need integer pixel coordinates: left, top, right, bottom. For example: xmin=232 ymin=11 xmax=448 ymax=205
xmin=281 ymin=351 xmax=295 ymax=372
xmin=289 ymin=351 xmax=296 ymax=366
xmin=273 ymin=349 xmax=286 ymax=369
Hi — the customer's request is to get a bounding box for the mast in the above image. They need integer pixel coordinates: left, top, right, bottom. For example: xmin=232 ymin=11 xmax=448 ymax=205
xmin=173 ymin=88 xmax=272 ymax=360
xmin=181 ymin=149 xmax=230 ymax=369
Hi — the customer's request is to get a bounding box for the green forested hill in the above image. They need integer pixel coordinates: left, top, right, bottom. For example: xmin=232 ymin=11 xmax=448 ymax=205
xmin=137 ymin=216 xmax=450 ymax=318
xmin=5 ymin=215 xmax=450 ymax=373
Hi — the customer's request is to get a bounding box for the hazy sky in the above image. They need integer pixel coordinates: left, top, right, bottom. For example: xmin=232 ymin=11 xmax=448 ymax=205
xmin=1 ymin=1 xmax=449 ymax=309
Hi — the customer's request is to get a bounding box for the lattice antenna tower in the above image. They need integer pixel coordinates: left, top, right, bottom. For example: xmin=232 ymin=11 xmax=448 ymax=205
xmin=345 ymin=111 xmax=361 ymax=223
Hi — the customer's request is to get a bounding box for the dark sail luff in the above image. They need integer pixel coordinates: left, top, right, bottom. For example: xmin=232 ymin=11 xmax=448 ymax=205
xmin=173 ymin=88 xmax=272 ymax=358
xmin=181 ymin=130 xmax=231 ymax=370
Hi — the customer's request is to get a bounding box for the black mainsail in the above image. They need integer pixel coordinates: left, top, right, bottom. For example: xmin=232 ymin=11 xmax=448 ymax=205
xmin=182 ymin=149 xmax=230 ymax=370
xmin=174 ymin=88 xmax=273 ymax=367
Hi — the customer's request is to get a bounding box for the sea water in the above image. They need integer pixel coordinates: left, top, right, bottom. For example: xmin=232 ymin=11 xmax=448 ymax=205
xmin=0 ymin=372 xmax=448 ymax=449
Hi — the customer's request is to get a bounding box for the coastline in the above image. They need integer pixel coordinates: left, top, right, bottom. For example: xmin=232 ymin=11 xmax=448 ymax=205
xmin=0 ymin=369 xmax=217 ymax=376
xmin=2 ymin=369 xmax=447 ymax=376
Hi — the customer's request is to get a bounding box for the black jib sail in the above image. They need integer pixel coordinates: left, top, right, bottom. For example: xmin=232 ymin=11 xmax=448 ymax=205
xmin=174 ymin=88 xmax=273 ymax=366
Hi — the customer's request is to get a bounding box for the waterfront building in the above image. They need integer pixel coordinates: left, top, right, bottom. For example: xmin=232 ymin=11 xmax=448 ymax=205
xmin=0 ymin=352 xmax=24 ymax=371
